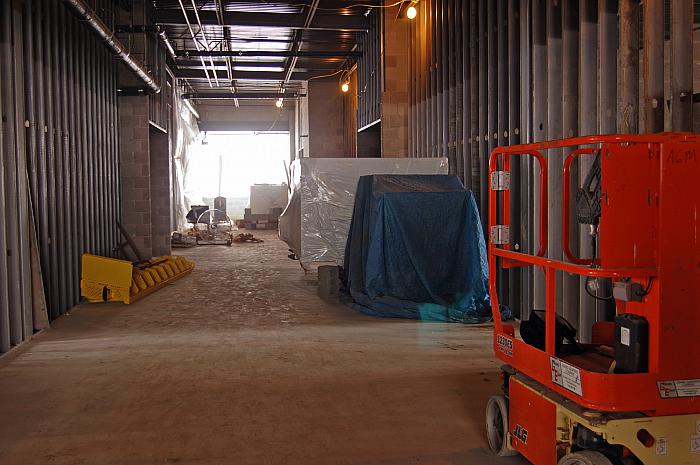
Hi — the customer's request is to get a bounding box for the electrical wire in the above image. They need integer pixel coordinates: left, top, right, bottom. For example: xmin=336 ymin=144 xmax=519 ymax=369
xmin=306 ymin=69 xmax=345 ymax=81
xmin=635 ymin=277 xmax=654 ymax=297
xmin=584 ymin=277 xmax=614 ymax=301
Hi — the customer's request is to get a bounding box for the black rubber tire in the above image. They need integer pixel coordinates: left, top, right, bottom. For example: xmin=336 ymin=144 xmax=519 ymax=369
xmin=485 ymin=395 xmax=518 ymax=457
xmin=557 ymin=450 xmax=615 ymax=465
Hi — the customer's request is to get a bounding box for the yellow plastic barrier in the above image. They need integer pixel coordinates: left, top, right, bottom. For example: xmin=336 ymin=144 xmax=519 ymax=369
xmin=80 ymin=254 xmax=195 ymax=304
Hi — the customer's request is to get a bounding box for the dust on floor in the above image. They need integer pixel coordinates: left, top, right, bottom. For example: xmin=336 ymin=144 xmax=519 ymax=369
xmin=0 ymin=230 xmax=526 ymax=465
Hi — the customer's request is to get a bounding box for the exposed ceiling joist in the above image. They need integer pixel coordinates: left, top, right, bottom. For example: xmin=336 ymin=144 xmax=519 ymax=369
xmin=176 ymin=50 xmax=362 ymax=58
xmin=154 ymin=10 xmax=368 ymax=31
xmin=182 ymin=92 xmax=303 ymax=100
xmin=174 ymin=69 xmax=316 ymax=81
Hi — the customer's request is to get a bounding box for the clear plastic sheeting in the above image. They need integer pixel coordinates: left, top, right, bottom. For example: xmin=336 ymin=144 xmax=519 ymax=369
xmin=279 ymin=158 xmax=449 ymax=267
xmin=172 ymin=93 xmax=200 ymax=230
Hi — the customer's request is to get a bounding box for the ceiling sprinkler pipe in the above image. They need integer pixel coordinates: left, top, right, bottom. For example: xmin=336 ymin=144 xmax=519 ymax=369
xmin=62 ymin=0 xmax=161 ymax=93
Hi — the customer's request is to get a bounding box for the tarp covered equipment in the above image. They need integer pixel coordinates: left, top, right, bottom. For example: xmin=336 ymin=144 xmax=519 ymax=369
xmin=344 ymin=175 xmax=494 ymax=323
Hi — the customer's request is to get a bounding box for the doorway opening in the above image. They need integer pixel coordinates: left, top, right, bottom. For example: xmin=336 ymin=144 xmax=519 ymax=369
xmin=185 ymin=131 xmax=290 ymax=221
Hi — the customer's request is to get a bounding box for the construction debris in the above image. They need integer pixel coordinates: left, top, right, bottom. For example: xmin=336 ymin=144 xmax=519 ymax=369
xmin=171 ymin=232 xmax=197 ymax=248
xmin=233 ymin=233 xmax=264 ymax=244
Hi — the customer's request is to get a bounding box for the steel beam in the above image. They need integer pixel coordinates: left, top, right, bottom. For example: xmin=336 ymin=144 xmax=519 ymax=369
xmin=154 ymin=10 xmax=368 ymax=31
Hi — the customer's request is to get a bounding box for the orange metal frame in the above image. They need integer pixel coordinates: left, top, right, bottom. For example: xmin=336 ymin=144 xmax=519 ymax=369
xmin=488 ymin=133 xmax=700 ymax=416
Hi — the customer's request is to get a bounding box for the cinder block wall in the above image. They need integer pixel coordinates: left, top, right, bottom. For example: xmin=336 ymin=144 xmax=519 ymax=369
xmin=119 ymin=96 xmax=153 ymax=259
xmin=381 ymin=3 xmax=410 ymax=158
xmin=149 ymin=128 xmax=172 ymax=257
xmin=308 ymin=79 xmax=346 ymax=157
xmin=118 ymin=96 xmax=172 ymax=259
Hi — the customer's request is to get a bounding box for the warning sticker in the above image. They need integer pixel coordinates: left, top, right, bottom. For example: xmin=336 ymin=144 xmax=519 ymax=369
xmin=656 ymin=438 xmax=668 ymax=456
xmin=496 ymin=334 xmax=514 ymax=357
xmin=691 ymin=435 xmax=700 ymax=454
xmin=657 ymin=379 xmax=700 ymax=398
xmin=550 ymin=357 xmax=583 ymax=396
xmin=620 ymin=327 xmax=630 ymax=346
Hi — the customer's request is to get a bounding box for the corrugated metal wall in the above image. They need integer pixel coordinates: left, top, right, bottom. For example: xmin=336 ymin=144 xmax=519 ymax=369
xmin=404 ymin=0 xmax=698 ymax=335
xmin=0 ymin=0 xmax=120 ymax=354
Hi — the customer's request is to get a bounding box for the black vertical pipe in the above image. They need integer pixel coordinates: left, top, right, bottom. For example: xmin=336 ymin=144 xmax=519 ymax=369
xmin=0 ymin=1 xmax=11 ymax=353
xmin=44 ymin=0 xmax=60 ymax=318
xmin=86 ymin=27 xmax=95 ymax=254
xmin=112 ymin=57 xmax=120 ymax=251
xmin=1 ymin=0 xmax=24 ymax=343
xmin=80 ymin=21 xmax=90 ymax=257
xmin=487 ymin=0 xmax=497 ymax=158
xmin=599 ymin=0 xmax=617 ymax=135
xmin=409 ymin=17 xmax=414 ymax=157
xmin=508 ymin=0 xmax=521 ymax=319
xmin=670 ymin=0 xmax=693 ymax=131
xmin=547 ymin=0 xmax=563 ymax=316
xmin=462 ymin=0 xmax=471 ymax=189
xmin=519 ymin=0 xmax=533 ymax=318
xmin=579 ymin=0 xmax=597 ymax=342
xmin=33 ymin=0 xmax=50 ymax=311
xmin=452 ymin=0 xmax=462 ymax=178
xmin=532 ymin=0 xmax=546 ymax=311
xmin=496 ymin=0 xmax=508 ymax=308
xmin=563 ymin=0 xmax=580 ymax=327
xmin=441 ymin=0 xmax=450 ymax=166
xmin=52 ymin=0 xmax=67 ymax=313
xmin=96 ymin=39 xmax=104 ymax=256
xmin=470 ymin=0 xmax=479 ymax=192
xmin=597 ymin=0 xmax=617 ymax=323
xmin=435 ymin=0 xmax=443 ymax=159
xmin=74 ymin=12 xmax=86 ymax=282
xmin=9 ymin=0 xmax=32 ymax=339
xmin=22 ymin=0 xmax=39 ymax=333
xmin=67 ymin=10 xmax=80 ymax=306
xmin=478 ymin=0 xmax=487 ymax=227
xmin=643 ymin=0 xmax=664 ymax=132
xmin=58 ymin=0 xmax=72 ymax=310
xmin=431 ymin=0 xmax=438 ymax=157
xmin=619 ymin=0 xmax=639 ymax=133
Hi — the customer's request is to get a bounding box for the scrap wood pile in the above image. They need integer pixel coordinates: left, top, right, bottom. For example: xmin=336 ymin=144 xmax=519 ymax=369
xmin=233 ymin=233 xmax=264 ymax=244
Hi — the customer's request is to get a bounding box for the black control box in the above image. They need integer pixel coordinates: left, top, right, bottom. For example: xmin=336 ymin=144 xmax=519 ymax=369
xmin=614 ymin=314 xmax=648 ymax=373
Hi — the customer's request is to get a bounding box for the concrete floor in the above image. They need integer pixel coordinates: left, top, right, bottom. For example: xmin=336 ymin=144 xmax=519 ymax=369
xmin=0 ymin=231 xmax=526 ymax=465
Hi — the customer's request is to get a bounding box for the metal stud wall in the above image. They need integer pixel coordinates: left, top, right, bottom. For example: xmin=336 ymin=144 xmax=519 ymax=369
xmin=0 ymin=0 xmax=120 ymax=354
xmin=404 ymin=0 xmax=698 ymax=332
xmin=357 ymin=9 xmax=382 ymax=130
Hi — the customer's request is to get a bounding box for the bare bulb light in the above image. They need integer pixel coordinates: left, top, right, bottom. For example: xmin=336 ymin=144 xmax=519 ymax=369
xmin=341 ymin=82 xmax=350 ymax=93
xmin=275 ymin=99 xmax=283 ymax=108
xmin=406 ymin=5 xmax=417 ymax=19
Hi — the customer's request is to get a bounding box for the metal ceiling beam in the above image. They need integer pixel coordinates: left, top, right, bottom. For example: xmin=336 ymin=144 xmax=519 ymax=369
xmin=182 ymin=92 xmax=303 ymax=100
xmin=176 ymin=50 xmax=362 ymax=58
xmin=282 ymin=0 xmax=320 ymax=94
xmin=173 ymin=69 xmax=316 ymax=81
xmin=154 ymin=10 xmax=368 ymax=31
xmin=176 ymin=59 xmax=340 ymax=70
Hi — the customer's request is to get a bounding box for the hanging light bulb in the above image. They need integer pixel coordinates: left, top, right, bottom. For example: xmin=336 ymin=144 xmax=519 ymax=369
xmin=341 ymin=81 xmax=350 ymax=93
xmin=406 ymin=5 xmax=417 ymax=19
xmin=275 ymin=98 xmax=283 ymax=108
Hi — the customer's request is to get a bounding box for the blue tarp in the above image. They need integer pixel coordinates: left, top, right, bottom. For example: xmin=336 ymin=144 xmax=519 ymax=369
xmin=343 ymin=175 xmax=495 ymax=323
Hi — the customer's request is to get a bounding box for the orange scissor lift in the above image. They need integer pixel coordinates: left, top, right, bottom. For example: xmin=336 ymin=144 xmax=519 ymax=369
xmin=485 ymin=134 xmax=700 ymax=465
